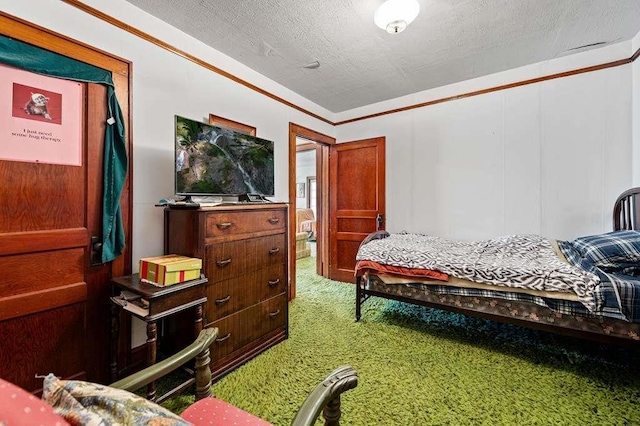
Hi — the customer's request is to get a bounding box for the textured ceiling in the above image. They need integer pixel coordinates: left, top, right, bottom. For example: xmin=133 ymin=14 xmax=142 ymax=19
xmin=124 ymin=0 xmax=640 ymax=113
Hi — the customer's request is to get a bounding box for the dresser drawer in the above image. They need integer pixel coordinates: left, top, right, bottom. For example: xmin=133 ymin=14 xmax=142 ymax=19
xmin=208 ymin=293 xmax=287 ymax=360
xmin=205 ymin=234 xmax=286 ymax=283
xmin=259 ymin=293 xmax=287 ymax=336
xmin=205 ymin=263 xmax=286 ymax=321
xmin=205 ymin=209 xmax=285 ymax=238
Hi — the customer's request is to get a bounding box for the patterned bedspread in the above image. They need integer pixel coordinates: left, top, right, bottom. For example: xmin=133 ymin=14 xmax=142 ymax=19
xmin=356 ymin=233 xmax=600 ymax=311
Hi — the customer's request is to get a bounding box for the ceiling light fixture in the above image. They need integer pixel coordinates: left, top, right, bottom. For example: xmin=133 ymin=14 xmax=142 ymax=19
xmin=374 ymin=0 xmax=420 ymax=34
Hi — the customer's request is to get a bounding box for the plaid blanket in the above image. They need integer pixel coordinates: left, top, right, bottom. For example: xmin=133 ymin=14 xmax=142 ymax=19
xmin=558 ymin=239 xmax=640 ymax=323
xmin=402 ymin=281 xmax=625 ymax=320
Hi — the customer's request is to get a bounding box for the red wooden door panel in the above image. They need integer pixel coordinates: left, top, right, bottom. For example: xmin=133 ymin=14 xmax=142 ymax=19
xmin=0 ymin=82 xmax=110 ymax=391
xmin=329 ymin=137 xmax=385 ymax=283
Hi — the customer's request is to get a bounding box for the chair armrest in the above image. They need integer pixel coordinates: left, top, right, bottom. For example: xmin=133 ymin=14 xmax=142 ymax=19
xmin=109 ymin=327 xmax=218 ymax=392
xmin=291 ymin=366 xmax=358 ymax=426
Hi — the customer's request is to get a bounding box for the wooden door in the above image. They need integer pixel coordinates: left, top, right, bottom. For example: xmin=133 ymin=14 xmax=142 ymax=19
xmin=329 ymin=137 xmax=385 ymax=283
xmin=0 ymin=14 xmax=132 ymax=392
xmin=0 ymin=82 xmax=109 ymax=391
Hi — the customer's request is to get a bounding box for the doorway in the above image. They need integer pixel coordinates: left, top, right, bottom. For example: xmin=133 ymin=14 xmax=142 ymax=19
xmin=296 ymin=140 xmax=318 ymax=258
xmin=288 ymin=124 xmax=334 ymax=299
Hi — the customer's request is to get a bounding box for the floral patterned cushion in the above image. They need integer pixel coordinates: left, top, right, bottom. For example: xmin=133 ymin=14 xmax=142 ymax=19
xmin=41 ymin=374 xmax=192 ymax=426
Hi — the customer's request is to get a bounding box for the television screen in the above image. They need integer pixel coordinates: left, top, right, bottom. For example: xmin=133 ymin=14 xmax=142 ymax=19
xmin=175 ymin=115 xmax=275 ymax=197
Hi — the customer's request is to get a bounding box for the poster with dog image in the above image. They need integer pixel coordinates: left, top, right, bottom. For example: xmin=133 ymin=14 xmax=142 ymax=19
xmin=0 ymin=63 xmax=82 ymax=166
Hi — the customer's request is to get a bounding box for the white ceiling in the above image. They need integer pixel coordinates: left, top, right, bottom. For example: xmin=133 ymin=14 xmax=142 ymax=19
xmin=124 ymin=0 xmax=640 ymax=113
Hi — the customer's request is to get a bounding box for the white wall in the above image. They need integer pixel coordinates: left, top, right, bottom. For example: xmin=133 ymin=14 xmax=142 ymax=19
xmin=0 ymin=0 xmax=336 ymax=268
xmin=633 ymin=31 xmax=640 ymax=186
xmin=337 ymin=42 xmax=635 ymax=241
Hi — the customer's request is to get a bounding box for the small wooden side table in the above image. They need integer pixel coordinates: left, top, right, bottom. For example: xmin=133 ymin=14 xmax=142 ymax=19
xmin=109 ymin=273 xmax=207 ymax=402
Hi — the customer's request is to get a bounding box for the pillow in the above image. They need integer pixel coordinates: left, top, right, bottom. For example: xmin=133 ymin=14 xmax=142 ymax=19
xmin=556 ymin=240 xmax=595 ymax=272
xmin=570 ymin=230 xmax=640 ymax=270
xmin=0 ymin=377 xmax=70 ymax=426
xmin=41 ymin=374 xmax=192 ymax=426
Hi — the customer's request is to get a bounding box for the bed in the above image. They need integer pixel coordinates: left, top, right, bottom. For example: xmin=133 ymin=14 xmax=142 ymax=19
xmin=355 ymin=187 xmax=640 ymax=344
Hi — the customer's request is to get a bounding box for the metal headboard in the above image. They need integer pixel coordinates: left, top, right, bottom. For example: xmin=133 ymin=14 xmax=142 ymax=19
xmin=613 ymin=187 xmax=640 ymax=231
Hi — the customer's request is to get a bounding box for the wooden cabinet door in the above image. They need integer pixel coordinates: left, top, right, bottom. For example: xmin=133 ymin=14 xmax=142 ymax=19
xmin=329 ymin=137 xmax=385 ymax=283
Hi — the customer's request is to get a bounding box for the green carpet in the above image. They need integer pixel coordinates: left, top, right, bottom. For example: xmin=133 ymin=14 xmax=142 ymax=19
xmin=165 ymin=256 xmax=640 ymax=425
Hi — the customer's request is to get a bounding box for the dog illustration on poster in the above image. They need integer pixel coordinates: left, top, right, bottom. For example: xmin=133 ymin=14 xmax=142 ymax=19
xmin=24 ymin=92 xmax=52 ymax=119
xmin=12 ymin=83 xmax=63 ymax=125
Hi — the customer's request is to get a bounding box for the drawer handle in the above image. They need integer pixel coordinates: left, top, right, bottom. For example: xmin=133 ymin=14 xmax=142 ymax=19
xmin=269 ymin=309 xmax=280 ymax=317
xmin=268 ymin=217 xmax=280 ymax=224
xmin=216 ymin=222 xmax=232 ymax=230
xmin=268 ymin=278 xmax=280 ymax=287
xmin=215 ymin=332 xmax=231 ymax=343
xmin=269 ymin=247 xmax=280 ymax=255
xmin=216 ymin=258 xmax=232 ymax=267
xmin=215 ymin=295 xmax=231 ymax=305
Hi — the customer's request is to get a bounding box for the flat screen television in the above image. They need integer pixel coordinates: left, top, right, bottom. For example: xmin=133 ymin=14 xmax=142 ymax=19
xmin=174 ymin=115 xmax=275 ymax=198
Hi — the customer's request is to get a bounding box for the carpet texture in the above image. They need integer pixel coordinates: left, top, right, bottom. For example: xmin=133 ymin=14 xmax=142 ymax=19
xmin=164 ymin=256 xmax=640 ymax=425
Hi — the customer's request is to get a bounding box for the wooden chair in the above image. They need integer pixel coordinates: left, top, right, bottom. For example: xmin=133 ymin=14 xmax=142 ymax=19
xmin=0 ymin=328 xmax=358 ymax=426
xmin=114 ymin=328 xmax=358 ymax=425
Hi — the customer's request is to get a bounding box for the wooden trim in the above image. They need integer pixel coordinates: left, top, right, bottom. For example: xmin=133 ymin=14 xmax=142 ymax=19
xmin=290 ymin=124 xmax=335 ymax=145
xmin=0 ymin=282 xmax=87 ymax=321
xmin=288 ymin=124 xmax=335 ymax=300
xmin=296 ymin=142 xmax=317 ymax=152
xmin=306 ymin=176 xmax=316 ymax=210
xmin=632 ymin=46 xmax=640 ymax=63
xmin=335 ymin=55 xmax=636 ymax=125
xmin=318 ymin=146 xmax=330 ymax=277
xmin=61 ymin=0 xmax=332 ymax=126
xmin=0 ymin=228 xmax=88 ymax=256
xmin=0 ymin=12 xmax=129 ymax=76
xmin=208 ymin=114 xmax=256 ymax=136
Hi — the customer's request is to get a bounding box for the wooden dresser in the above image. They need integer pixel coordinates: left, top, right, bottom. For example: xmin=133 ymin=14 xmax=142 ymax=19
xmin=164 ymin=203 xmax=288 ymax=380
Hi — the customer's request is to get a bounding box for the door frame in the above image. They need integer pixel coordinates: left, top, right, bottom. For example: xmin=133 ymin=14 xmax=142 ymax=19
xmin=288 ymin=123 xmax=334 ymax=299
xmin=1 ymin=12 xmax=133 ymax=383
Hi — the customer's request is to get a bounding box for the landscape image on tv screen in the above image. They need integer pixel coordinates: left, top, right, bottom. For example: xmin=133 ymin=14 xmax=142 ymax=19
xmin=175 ymin=116 xmax=275 ymax=196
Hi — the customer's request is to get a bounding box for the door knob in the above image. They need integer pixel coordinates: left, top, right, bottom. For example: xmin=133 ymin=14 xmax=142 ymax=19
xmin=90 ymin=236 xmax=103 ymax=266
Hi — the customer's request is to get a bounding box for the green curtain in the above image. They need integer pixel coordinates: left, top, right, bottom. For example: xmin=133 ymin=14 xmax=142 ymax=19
xmin=0 ymin=34 xmax=127 ymax=263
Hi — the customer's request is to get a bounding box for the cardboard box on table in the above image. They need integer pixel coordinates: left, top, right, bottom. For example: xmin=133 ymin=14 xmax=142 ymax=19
xmin=139 ymin=254 xmax=202 ymax=286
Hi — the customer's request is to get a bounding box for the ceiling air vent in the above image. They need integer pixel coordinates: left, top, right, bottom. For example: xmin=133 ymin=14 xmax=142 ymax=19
xmin=302 ymin=60 xmax=320 ymax=69
xmin=565 ymin=41 xmax=608 ymax=53
xmin=556 ymin=40 xmax=615 ymax=58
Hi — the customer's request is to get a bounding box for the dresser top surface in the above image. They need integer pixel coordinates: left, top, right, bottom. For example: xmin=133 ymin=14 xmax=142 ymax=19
xmin=166 ymin=202 xmax=289 ymax=212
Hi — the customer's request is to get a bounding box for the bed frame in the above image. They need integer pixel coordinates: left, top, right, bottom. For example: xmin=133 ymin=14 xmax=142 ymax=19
xmin=355 ymin=187 xmax=640 ymax=345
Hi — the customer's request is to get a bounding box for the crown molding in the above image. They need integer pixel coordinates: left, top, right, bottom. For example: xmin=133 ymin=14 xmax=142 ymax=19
xmin=61 ymin=1 xmax=640 ymax=128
